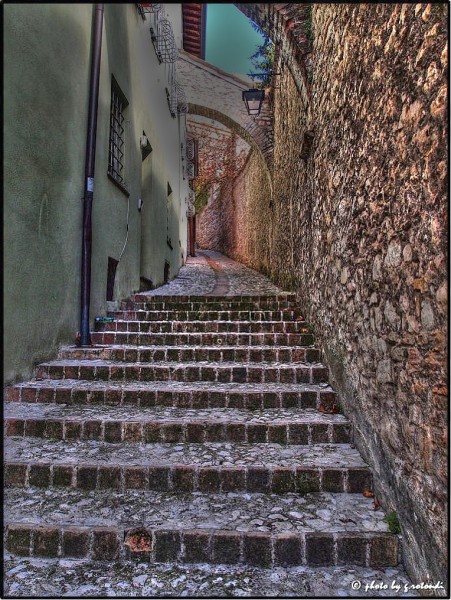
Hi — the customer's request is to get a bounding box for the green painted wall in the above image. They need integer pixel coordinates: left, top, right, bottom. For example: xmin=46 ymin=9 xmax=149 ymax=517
xmin=4 ymin=4 xmax=188 ymax=383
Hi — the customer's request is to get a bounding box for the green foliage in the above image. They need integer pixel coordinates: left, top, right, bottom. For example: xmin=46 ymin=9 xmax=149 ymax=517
xmin=304 ymin=6 xmax=313 ymax=43
xmin=247 ymin=21 xmax=275 ymax=89
xmin=194 ymin=180 xmax=209 ymax=213
xmin=383 ymin=511 xmax=401 ymax=534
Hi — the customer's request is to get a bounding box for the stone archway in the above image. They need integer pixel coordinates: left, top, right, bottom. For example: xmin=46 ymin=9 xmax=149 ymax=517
xmin=177 ymin=50 xmax=274 ymax=170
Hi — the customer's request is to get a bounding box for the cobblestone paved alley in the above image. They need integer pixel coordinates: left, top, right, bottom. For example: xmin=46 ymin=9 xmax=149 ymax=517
xmin=4 ymin=251 xmax=417 ymax=597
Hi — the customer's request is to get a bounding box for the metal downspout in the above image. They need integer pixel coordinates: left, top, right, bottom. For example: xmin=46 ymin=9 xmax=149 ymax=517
xmin=80 ymin=4 xmax=104 ymax=346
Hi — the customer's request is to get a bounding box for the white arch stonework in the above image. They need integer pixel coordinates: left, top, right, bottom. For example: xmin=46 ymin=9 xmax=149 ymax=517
xmin=177 ymin=50 xmax=274 ymax=168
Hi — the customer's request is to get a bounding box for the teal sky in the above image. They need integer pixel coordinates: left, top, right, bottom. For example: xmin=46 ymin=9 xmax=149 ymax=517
xmin=205 ymin=4 xmax=265 ymax=77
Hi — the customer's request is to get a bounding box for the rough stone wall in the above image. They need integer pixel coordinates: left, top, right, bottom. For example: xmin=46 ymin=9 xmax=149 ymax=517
xmin=197 ymin=150 xmax=273 ymax=276
xmin=210 ymin=3 xmax=448 ymax=584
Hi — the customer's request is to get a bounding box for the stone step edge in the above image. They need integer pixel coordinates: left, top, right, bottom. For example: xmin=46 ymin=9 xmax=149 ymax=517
xmin=128 ymin=293 xmax=296 ymax=301
xmin=59 ymin=345 xmax=322 ymax=364
xmin=91 ymin=332 xmax=315 ymax=347
xmin=107 ymin=308 xmax=306 ymax=323
xmin=4 ymin=462 xmax=371 ymax=495
xmin=4 ymin=414 xmax=351 ymax=445
xmin=4 ymin=522 xmax=400 ymax=568
xmin=33 ymin=362 xmax=330 ymax=387
xmin=94 ymin=321 xmax=310 ymax=332
xmin=5 ymin=381 xmax=338 ymax=411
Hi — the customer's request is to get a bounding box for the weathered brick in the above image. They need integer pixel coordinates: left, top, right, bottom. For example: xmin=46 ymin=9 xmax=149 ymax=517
xmin=5 ymin=464 xmax=27 ymax=487
xmin=227 ymin=423 xmax=246 ymax=442
xmin=263 ymin=392 xmax=280 ymax=408
xmin=92 ymin=529 xmax=119 ymax=560
xmin=247 ymin=423 xmax=267 ymax=443
xmin=370 ymin=535 xmax=399 ymax=567
xmin=124 ymin=527 xmax=153 ymax=557
xmin=62 ymin=529 xmax=90 ymax=558
xmin=288 ymin=423 xmax=308 ymax=444
xmin=124 ymin=422 xmax=142 ymax=442
xmin=98 ymin=466 xmax=121 ymax=490
xmin=34 ymin=527 xmax=60 ymax=557
xmin=333 ymin=424 xmax=351 ymax=444
xmin=53 ymin=466 xmax=73 ymax=487
xmin=247 ymin=467 xmax=270 ymax=492
xmin=25 ymin=420 xmax=46 ymax=438
xmin=104 ymin=421 xmax=122 ymax=443
xmin=295 ymin=468 xmax=320 ymax=493
xmin=212 ymin=531 xmax=242 ymax=564
xmin=148 ymin=466 xmax=170 ymax=491
xmin=271 ymin=468 xmax=295 ymax=493
xmin=45 ymin=420 xmax=64 ymax=439
xmin=124 ymin=467 xmax=148 ymax=489
xmin=5 ymin=386 xmax=20 ymax=402
xmin=243 ymin=532 xmax=272 ymax=567
xmin=123 ymin=389 xmax=140 ymax=405
xmin=76 ymin=466 xmax=98 ymax=490
xmin=6 ymin=419 xmax=25 ymax=436
xmin=144 ymin=422 xmax=161 ymax=443
xmin=305 ymin=533 xmax=334 ymax=565
xmin=163 ymin=423 xmax=184 ymax=443
xmin=155 ymin=530 xmax=181 ymax=562
xmin=322 ymin=469 xmax=344 ymax=492
xmin=65 ymin=421 xmax=82 ymax=440
xmin=186 ymin=423 xmax=205 ymax=443
xmin=205 ymin=423 xmax=226 ymax=442
xmin=274 ymin=534 xmax=302 ymax=566
xmin=268 ymin=424 xmax=287 ymax=444
xmin=337 ymin=535 xmax=367 ymax=566
xmin=171 ymin=466 xmax=194 ymax=492
xmin=198 ymin=468 xmax=220 ymax=492
xmin=311 ymin=424 xmax=329 ymax=443
xmin=6 ymin=525 xmax=32 ymax=555
xmin=348 ymin=468 xmax=372 ymax=493
xmin=83 ymin=421 xmax=102 ymax=440
xmin=221 ymin=467 xmax=246 ymax=492
xmin=183 ymin=530 xmax=211 ymax=563
xmin=29 ymin=464 xmax=51 ymax=487
xmin=105 ymin=388 xmax=122 ymax=405
xmin=301 ymin=391 xmax=317 ymax=409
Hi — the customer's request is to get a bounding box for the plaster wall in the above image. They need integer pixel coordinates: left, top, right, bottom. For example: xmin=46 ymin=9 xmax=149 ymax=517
xmin=4 ymin=3 xmax=188 ymax=383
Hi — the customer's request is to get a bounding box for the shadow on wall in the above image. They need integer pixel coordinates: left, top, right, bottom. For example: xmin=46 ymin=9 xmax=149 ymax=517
xmin=4 ymin=4 xmax=90 ymax=383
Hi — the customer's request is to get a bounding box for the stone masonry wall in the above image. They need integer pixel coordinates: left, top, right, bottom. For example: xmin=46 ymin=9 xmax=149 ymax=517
xmin=209 ymin=3 xmax=448 ymax=585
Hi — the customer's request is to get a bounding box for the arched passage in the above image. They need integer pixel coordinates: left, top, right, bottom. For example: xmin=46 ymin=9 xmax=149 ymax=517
xmin=177 ymin=50 xmax=274 ymax=169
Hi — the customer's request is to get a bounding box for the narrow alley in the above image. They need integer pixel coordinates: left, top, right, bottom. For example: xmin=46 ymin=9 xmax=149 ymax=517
xmin=5 ymin=252 xmax=416 ymax=597
xmin=4 ymin=2 xmax=448 ymax=598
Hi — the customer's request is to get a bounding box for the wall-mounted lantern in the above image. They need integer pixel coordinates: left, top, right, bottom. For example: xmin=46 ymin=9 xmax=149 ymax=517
xmin=242 ymin=88 xmax=265 ymax=117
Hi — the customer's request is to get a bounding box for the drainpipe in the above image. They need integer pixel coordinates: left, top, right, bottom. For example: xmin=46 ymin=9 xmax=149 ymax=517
xmin=80 ymin=4 xmax=104 ymax=346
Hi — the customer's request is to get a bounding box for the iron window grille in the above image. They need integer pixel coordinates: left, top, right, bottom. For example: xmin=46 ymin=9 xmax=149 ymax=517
xmin=108 ymin=78 xmax=128 ymax=187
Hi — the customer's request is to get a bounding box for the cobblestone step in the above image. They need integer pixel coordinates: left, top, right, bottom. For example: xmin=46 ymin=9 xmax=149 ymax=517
xmin=34 ymin=360 xmax=329 ymax=385
xmin=125 ymin=301 xmax=298 ymax=311
xmin=2 ymin=558 xmax=416 ymax=597
xmin=5 ymin=403 xmax=351 ymax=445
xmin=3 ymin=488 xmax=399 ymax=567
xmin=95 ymin=320 xmax=310 ymax=334
xmin=4 ymin=439 xmax=372 ymax=494
xmin=5 ymin=380 xmax=338 ymax=410
xmin=91 ymin=331 xmax=314 ymax=346
xmin=122 ymin=293 xmax=296 ymax=310
xmin=109 ymin=309 xmax=303 ymax=322
xmin=3 ymin=488 xmax=392 ymax=535
xmin=60 ymin=344 xmax=322 ymax=364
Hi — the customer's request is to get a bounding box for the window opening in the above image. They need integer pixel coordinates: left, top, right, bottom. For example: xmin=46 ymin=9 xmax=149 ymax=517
xmin=108 ymin=78 xmax=128 ymax=187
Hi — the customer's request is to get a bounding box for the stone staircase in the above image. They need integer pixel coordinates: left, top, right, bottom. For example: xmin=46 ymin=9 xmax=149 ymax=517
xmin=4 ymin=293 xmax=399 ymax=572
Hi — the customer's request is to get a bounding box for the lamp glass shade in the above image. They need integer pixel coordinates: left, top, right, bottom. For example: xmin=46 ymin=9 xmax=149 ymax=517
xmin=242 ymin=89 xmax=265 ymax=116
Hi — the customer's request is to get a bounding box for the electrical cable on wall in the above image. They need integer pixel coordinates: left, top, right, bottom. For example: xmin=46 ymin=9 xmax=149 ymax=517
xmin=118 ymin=195 xmax=130 ymax=262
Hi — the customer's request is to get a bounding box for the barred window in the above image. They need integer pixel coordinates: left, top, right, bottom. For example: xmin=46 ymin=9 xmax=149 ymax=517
xmin=108 ymin=77 xmax=128 ymax=188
